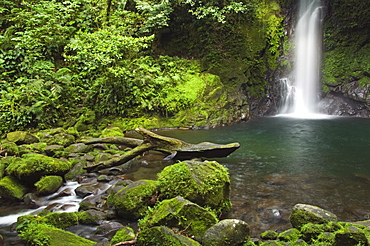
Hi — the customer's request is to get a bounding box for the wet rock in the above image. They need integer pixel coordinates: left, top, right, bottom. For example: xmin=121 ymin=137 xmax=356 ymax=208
xmin=95 ymin=221 xmax=124 ymax=238
xmin=202 ymin=219 xmax=250 ymax=246
xmin=23 ymin=193 xmax=43 ymax=208
xmin=44 ymin=145 xmax=65 ymax=157
xmin=75 ymin=181 xmax=110 ymax=198
xmin=79 ymin=209 xmax=106 ymax=225
xmin=136 ymin=226 xmax=201 ymax=246
xmin=65 ymin=162 xmax=86 ymax=181
xmin=334 ymin=226 xmax=369 ymax=246
xmin=290 ymin=204 xmax=338 ymax=229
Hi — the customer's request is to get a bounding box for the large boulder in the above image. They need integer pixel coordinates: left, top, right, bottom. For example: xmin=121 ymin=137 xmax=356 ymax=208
xmin=106 ymin=179 xmax=160 ymax=219
xmin=202 ymin=219 xmax=250 ymax=246
xmin=6 ymin=131 xmax=39 ymax=145
xmin=158 ymin=160 xmax=231 ymax=214
xmin=34 ymin=175 xmax=63 ymax=195
xmin=5 ymin=154 xmax=72 ymax=184
xmin=136 ymin=226 xmax=201 ymax=246
xmin=139 ymin=196 xmax=218 ymax=238
xmin=0 ymin=176 xmax=28 ymax=200
xmin=289 ymin=204 xmax=338 ymax=230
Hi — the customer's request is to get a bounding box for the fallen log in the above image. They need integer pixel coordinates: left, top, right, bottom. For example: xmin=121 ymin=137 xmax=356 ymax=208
xmin=81 ymin=137 xmax=143 ymax=148
xmin=83 ymin=127 xmax=240 ymax=172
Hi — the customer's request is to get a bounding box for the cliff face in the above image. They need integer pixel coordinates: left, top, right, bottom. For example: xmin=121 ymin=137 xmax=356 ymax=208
xmin=319 ymin=0 xmax=370 ymax=117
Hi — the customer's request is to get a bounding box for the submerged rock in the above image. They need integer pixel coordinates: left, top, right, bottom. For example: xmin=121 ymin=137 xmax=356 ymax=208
xmin=289 ymin=204 xmax=338 ymax=230
xmin=202 ymin=219 xmax=250 ymax=246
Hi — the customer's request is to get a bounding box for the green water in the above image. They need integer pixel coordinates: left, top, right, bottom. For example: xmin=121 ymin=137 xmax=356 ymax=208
xmin=156 ymin=116 xmax=370 ymax=235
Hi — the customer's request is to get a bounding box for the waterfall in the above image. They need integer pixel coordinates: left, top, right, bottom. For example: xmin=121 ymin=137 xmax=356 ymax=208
xmin=279 ymin=0 xmax=324 ymax=117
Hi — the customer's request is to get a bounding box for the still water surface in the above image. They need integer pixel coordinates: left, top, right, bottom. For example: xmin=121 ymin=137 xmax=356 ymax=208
xmin=151 ymin=116 xmax=370 ymax=235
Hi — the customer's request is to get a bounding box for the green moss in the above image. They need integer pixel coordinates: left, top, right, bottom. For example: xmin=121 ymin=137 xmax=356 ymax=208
xmin=35 ymin=175 xmax=63 ymax=195
xmin=43 ymin=212 xmax=79 ymax=229
xmin=5 ymin=153 xmax=72 ymax=184
xmin=0 ymin=176 xmax=28 ymax=199
xmin=261 ymin=230 xmax=279 ymax=240
xmin=107 ymin=179 xmax=160 ymax=219
xmin=158 ymin=160 xmax=231 ymax=214
xmin=100 ymin=126 xmax=124 ymax=137
xmin=139 ymin=196 xmax=218 ymax=238
xmin=110 ymin=227 xmax=136 ymax=245
xmin=136 ymin=226 xmax=201 ymax=246
xmin=6 ymin=131 xmax=39 ymax=145
xmin=75 ymin=110 xmax=96 ymax=132
xmin=19 ymin=223 xmax=95 ymax=246
xmin=0 ymin=141 xmax=19 ymax=156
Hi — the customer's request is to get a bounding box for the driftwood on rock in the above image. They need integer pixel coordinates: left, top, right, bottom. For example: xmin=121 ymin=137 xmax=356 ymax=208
xmin=83 ymin=127 xmax=240 ymax=172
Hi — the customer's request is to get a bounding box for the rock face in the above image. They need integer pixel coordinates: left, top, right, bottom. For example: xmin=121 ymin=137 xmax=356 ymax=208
xmin=289 ymin=203 xmax=338 ymax=230
xmin=202 ymin=219 xmax=250 ymax=246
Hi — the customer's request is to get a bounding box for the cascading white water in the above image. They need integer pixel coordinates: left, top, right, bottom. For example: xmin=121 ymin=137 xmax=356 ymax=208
xmin=279 ymin=0 xmax=324 ymax=118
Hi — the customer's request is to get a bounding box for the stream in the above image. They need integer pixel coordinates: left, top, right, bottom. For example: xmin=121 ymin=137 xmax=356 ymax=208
xmin=0 ymin=116 xmax=369 ymax=242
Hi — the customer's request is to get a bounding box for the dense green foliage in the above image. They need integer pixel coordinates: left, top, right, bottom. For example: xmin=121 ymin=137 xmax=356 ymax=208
xmin=0 ymin=0 xmax=284 ymax=134
xmin=322 ymin=0 xmax=370 ymax=90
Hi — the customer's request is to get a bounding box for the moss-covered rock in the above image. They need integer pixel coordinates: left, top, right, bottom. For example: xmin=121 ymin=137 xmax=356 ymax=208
xmin=34 ymin=175 xmax=63 ymax=195
xmin=139 ymin=196 xmax=218 ymax=238
xmin=158 ymin=160 xmax=231 ymax=214
xmin=77 ymin=210 xmax=105 ymax=225
xmin=44 ymin=212 xmax=79 ymax=229
xmin=110 ymin=227 xmax=136 ymax=245
xmin=334 ymin=225 xmax=369 ymax=246
xmin=75 ymin=110 xmax=96 ymax=132
xmin=6 ymin=131 xmax=39 ymax=145
xmin=278 ymin=228 xmax=301 ymax=242
xmin=64 ymin=162 xmax=85 ymax=181
xmin=0 ymin=141 xmax=19 ymax=156
xmin=5 ymin=153 xmax=72 ymax=184
xmin=18 ymin=223 xmax=95 ymax=246
xmin=100 ymin=127 xmax=124 ymax=137
xmin=0 ymin=176 xmax=28 ymax=200
xmin=136 ymin=226 xmax=201 ymax=246
xmin=202 ymin=219 xmax=250 ymax=246
xmin=289 ymin=204 xmax=337 ymax=230
xmin=261 ymin=230 xmax=279 ymax=240
xmin=107 ymin=179 xmax=159 ymax=219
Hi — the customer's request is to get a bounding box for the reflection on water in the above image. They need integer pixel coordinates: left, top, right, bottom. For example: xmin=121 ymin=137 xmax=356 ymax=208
xmin=157 ymin=116 xmax=370 ymax=236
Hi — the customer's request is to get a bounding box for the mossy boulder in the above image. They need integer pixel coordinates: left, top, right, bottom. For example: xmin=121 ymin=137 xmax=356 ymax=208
xmin=5 ymin=154 xmax=72 ymax=184
xmin=334 ymin=225 xmax=369 ymax=246
xmin=34 ymin=175 xmax=63 ymax=195
xmin=289 ymin=204 xmax=337 ymax=230
xmin=110 ymin=227 xmax=136 ymax=245
xmin=277 ymin=228 xmax=301 ymax=242
xmin=158 ymin=160 xmax=231 ymax=214
xmin=6 ymin=131 xmax=39 ymax=145
xmin=107 ymin=179 xmax=160 ymax=219
xmin=261 ymin=230 xmax=279 ymax=240
xmin=100 ymin=127 xmax=124 ymax=137
xmin=64 ymin=162 xmax=85 ymax=181
xmin=202 ymin=219 xmax=251 ymax=246
xmin=0 ymin=176 xmax=28 ymax=200
xmin=136 ymin=226 xmax=201 ymax=246
xmin=18 ymin=223 xmax=95 ymax=246
xmin=139 ymin=196 xmax=218 ymax=238
xmin=0 ymin=141 xmax=19 ymax=156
